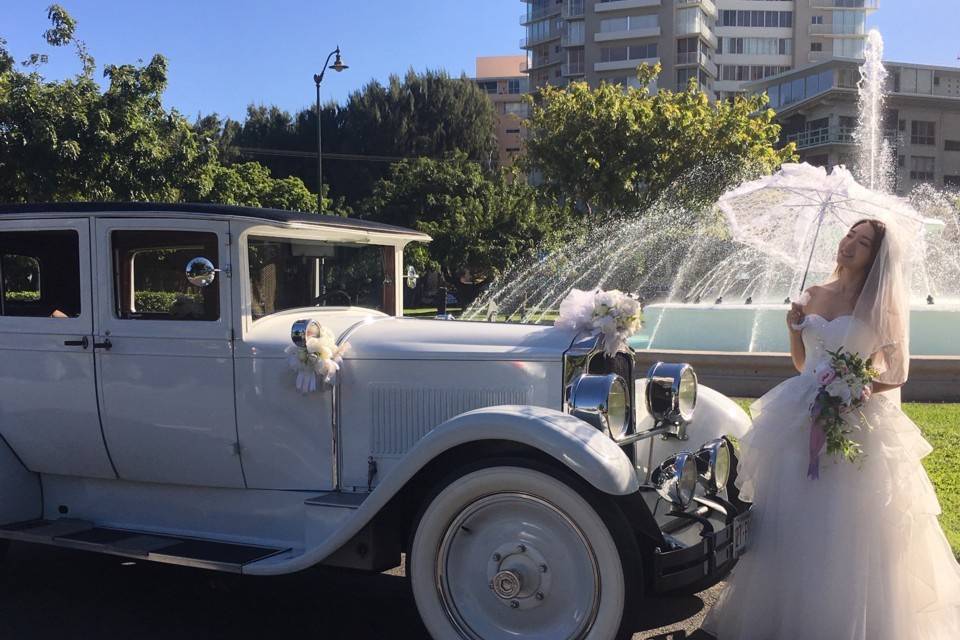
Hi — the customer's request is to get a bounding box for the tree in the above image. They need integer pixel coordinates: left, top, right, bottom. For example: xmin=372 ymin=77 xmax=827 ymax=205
xmin=0 ymin=6 xmax=318 ymax=211
xmin=218 ymin=69 xmax=500 ymax=205
xmin=363 ymin=154 xmax=570 ymax=307
xmin=521 ymin=65 xmax=797 ymax=216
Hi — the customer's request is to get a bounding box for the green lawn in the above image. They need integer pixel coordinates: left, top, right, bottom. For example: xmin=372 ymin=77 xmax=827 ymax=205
xmin=736 ymin=399 xmax=960 ymax=559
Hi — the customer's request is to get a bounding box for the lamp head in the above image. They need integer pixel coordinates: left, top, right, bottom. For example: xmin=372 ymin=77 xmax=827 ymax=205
xmin=330 ymin=47 xmax=348 ymax=73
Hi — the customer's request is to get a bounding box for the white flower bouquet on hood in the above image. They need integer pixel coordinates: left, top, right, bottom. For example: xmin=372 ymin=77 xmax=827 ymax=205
xmin=555 ymin=288 xmax=642 ymax=356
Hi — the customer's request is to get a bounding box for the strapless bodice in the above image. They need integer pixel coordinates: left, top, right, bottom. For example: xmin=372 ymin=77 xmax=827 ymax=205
xmin=799 ymin=314 xmax=856 ymax=375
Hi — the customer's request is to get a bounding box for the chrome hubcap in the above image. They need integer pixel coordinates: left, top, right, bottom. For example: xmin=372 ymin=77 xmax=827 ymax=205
xmin=436 ymin=492 xmax=600 ymax=640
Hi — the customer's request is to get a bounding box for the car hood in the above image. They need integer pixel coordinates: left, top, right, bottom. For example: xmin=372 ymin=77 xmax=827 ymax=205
xmin=346 ymin=317 xmax=578 ymax=362
xmin=241 ymin=309 xmax=579 ymax=362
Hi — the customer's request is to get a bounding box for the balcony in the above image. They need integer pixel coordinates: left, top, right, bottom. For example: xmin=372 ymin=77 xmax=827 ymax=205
xmin=595 ymin=56 xmax=659 ymax=73
xmin=786 ymin=126 xmax=900 ymax=149
xmin=562 ymin=31 xmax=585 ymax=47
xmin=520 ymin=5 xmax=562 ymax=25
xmin=809 ymin=24 xmax=867 ymax=37
xmin=520 ymin=29 xmax=562 ymax=48
xmin=675 ymin=51 xmax=718 ymax=78
xmin=562 ymin=61 xmax=586 ymax=76
xmin=562 ymin=0 xmax=585 ymax=19
xmin=808 ymin=51 xmax=829 ymax=64
xmin=675 ymin=21 xmax=718 ymax=49
xmin=675 ymin=0 xmax=717 ymax=18
xmin=595 ymin=0 xmax=662 ymax=12
xmin=521 ymin=57 xmax=562 ymax=72
xmin=809 ymin=0 xmax=878 ymax=9
xmin=595 ymin=26 xmax=661 ymax=42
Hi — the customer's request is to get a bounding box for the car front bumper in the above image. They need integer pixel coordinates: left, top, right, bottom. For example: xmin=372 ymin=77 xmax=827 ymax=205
xmin=650 ymin=503 xmax=752 ymax=594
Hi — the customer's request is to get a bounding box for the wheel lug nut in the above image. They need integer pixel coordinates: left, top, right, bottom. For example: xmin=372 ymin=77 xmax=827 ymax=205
xmin=510 ymin=600 xmax=520 ymax=609
xmin=492 ymin=553 xmax=501 ymax=562
xmin=539 ymin=564 xmax=548 ymax=573
xmin=517 ymin=544 xmax=526 ymax=553
xmin=488 ymin=581 xmax=494 ymax=590
xmin=535 ymin=592 xmax=544 ymax=601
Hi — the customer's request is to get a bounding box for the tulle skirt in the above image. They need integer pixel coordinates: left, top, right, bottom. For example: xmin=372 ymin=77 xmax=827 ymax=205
xmin=703 ymin=374 xmax=960 ymax=640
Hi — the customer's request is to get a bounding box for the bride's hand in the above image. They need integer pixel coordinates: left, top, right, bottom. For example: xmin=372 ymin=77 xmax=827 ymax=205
xmin=787 ymin=302 xmax=805 ymax=332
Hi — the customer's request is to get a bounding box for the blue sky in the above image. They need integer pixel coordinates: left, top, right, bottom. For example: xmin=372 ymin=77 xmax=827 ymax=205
xmin=3 ymin=1 xmax=953 ymax=122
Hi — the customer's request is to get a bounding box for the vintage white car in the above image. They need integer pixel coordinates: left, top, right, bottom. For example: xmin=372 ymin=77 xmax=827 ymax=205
xmin=0 ymin=203 xmax=751 ymax=640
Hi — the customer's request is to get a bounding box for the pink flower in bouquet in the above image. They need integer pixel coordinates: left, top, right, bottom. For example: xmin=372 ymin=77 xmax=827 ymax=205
xmin=815 ymin=364 xmax=837 ymax=386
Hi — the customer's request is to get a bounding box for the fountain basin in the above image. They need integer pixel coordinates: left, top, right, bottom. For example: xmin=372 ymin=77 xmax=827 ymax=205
xmin=631 ymin=303 xmax=960 ymax=356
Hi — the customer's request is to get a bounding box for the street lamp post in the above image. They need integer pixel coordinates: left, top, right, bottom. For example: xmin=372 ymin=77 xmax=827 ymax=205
xmin=313 ymin=46 xmax=348 ymax=212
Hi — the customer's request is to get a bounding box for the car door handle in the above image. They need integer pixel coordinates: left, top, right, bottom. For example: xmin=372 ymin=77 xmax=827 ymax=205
xmin=64 ymin=337 xmax=90 ymax=349
xmin=93 ymin=338 xmax=113 ymax=351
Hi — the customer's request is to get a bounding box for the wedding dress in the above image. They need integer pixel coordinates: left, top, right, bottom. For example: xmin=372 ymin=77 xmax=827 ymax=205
xmin=702 ymin=313 xmax=960 ymax=639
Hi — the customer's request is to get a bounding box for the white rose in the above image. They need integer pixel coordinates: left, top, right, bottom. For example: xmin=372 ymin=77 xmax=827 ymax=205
xmin=825 ymin=379 xmax=853 ymax=405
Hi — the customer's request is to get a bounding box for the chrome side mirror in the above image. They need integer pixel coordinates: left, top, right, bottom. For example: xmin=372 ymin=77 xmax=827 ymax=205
xmin=185 ymin=257 xmax=217 ymax=288
xmin=405 ymin=265 xmax=419 ymax=289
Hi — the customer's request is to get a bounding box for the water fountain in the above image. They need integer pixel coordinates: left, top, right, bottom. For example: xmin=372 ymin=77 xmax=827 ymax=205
xmin=463 ymin=30 xmax=960 ymax=389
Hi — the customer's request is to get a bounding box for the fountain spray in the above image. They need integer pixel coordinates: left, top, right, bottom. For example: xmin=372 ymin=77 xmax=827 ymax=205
xmin=855 ymin=30 xmax=895 ymax=194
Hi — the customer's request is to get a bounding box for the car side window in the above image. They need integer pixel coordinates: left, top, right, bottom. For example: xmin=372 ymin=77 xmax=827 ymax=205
xmin=0 ymin=230 xmax=81 ymax=318
xmin=111 ymin=230 xmax=220 ymax=321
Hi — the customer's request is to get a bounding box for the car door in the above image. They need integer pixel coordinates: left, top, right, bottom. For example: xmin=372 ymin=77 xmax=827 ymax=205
xmin=94 ymin=218 xmax=244 ymax=488
xmin=0 ymin=217 xmax=116 ymax=479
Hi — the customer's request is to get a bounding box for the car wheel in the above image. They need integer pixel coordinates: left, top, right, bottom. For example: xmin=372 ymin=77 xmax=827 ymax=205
xmin=408 ymin=461 xmax=641 ymax=640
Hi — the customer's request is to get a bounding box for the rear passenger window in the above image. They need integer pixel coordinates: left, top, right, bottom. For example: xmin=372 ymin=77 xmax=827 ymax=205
xmin=0 ymin=230 xmax=81 ymax=318
xmin=111 ymin=230 xmax=220 ymax=321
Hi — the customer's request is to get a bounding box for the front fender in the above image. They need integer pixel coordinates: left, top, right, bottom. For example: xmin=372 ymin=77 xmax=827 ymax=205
xmin=244 ymin=405 xmax=638 ymax=575
xmin=408 ymin=405 xmax=640 ymax=496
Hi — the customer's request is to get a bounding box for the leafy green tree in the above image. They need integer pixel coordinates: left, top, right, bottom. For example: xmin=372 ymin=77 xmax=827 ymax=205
xmin=521 ymin=65 xmax=796 ymax=216
xmin=218 ymin=69 xmax=499 ymax=205
xmin=363 ymin=154 xmax=570 ymax=306
xmin=0 ymin=6 xmax=317 ymax=211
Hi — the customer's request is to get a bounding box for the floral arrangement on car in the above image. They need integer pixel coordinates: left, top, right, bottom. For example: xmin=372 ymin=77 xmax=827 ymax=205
xmin=555 ymin=288 xmax=642 ymax=357
xmin=285 ymin=321 xmax=350 ymax=394
xmin=806 ymin=347 xmax=880 ymax=479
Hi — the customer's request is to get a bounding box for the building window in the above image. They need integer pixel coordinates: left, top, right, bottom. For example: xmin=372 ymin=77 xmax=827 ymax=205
xmin=718 ymin=10 xmax=792 ymax=28
xmin=478 ymin=81 xmax=498 ymax=94
xmin=945 ymin=175 xmax=960 ymax=188
xmin=911 ymin=121 xmax=936 ymax=145
xmin=945 ymin=139 xmax=960 ymax=151
xmin=811 ymin=15 xmax=824 ymax=25
xmin=508 ymin=79 xmax=522 ymax=94
xmin=505 ymin=128 xmax=521 ymax=134
xmin=811 ymin=42 xmax=823 ymax=52
xmin=909 ymin=156 xmax=935 ymax=182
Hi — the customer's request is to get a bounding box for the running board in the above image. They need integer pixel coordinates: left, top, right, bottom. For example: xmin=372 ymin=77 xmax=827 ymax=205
xmin=0 ymin=519 xmax=288 ymax=574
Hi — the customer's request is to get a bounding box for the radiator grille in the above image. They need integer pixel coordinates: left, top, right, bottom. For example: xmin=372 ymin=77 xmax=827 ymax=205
xmin=370 ymin=384 xmax=530 ymax=456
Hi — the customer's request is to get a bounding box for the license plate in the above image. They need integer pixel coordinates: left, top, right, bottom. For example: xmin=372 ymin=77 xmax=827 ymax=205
xmin=733 ymin=509 xmax=751 ymax=556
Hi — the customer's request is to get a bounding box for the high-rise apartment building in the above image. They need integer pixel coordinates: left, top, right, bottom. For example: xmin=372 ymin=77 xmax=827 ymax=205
xmin=474 ymin=56 xmax=530 ymax=166
xmin=520 ymin=0 xmax=879 ymax=99
xmin=747 ymin=59 xmax=960 ymax=194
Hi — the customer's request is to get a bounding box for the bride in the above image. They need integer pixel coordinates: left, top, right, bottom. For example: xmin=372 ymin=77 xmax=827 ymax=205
xmin=703 ymin=218 xmax=960 ymax=639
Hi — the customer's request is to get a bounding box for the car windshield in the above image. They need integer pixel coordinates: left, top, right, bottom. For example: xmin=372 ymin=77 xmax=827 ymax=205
xmin=248 ymin=235 xmax=391 ymax=320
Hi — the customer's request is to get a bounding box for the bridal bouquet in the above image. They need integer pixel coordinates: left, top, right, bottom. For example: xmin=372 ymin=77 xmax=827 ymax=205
xmin=555 ymin=288 xmax=642 ymax=356
xmin=285 ymin=322 xmax=351 ymax=393
xmin=806 ymin=347 xmax=879 ymax=478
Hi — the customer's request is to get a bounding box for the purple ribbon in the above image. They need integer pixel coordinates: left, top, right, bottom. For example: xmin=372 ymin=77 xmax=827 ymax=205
xmin=808 ymin=418 xmax=827 ymax=479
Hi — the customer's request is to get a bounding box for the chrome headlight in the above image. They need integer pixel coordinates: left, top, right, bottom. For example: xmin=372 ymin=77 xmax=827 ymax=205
xmin=645 ymin=362 xmax=698 ymax=425
xmin=569 ymin=373 xmax=631 ymax=440
xmin=695 ymin=438 xmax=731 ymax=494
xmin=651 ymin=451 xmax=698 ymax=510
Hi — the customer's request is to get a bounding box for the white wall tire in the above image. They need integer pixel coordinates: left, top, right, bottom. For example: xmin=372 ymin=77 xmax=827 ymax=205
xmin=408 ymin=462 xmax=640 ymax=640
